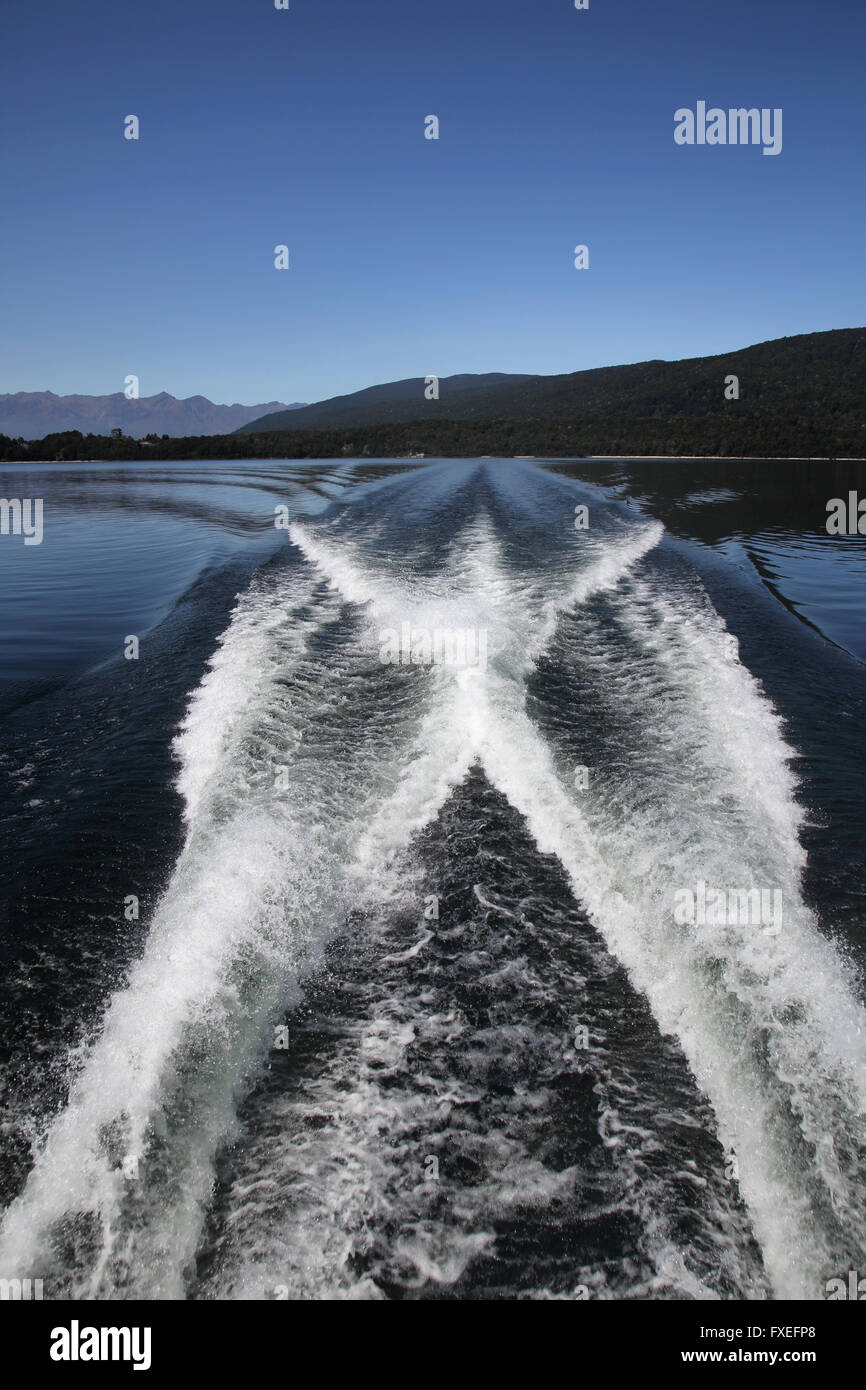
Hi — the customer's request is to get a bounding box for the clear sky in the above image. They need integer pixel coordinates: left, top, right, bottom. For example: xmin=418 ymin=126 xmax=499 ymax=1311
xmin=1 ymin=0 xmax=863 ymax=405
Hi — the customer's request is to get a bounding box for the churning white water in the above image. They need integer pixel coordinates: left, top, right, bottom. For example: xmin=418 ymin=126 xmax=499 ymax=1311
xmin=2 ymin=468 xmax=864 ymax=1300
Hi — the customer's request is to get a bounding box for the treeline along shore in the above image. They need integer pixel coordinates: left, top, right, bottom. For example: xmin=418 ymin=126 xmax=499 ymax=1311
xmin=1 ymin=414 xmax=864 ymax=463
xmin=4 ymin=329 xmax=864 ymax=462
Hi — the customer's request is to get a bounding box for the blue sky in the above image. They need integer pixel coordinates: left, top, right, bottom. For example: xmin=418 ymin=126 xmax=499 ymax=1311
xmin=1 ymin=0 xmax=863 ymax=405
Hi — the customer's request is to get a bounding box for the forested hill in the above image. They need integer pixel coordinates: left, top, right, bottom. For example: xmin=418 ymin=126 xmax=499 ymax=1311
xmin=2 ymin=329 xmax=864 ymax=462
xmin=237 ymin=329 xmax=866 ymax=435
xmin=237 ymin=372 xmax=533 ymax=433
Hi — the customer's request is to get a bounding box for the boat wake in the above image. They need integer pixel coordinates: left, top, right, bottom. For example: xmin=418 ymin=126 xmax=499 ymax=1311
xmin=1 ymin=461 xmax=864 ymax=1300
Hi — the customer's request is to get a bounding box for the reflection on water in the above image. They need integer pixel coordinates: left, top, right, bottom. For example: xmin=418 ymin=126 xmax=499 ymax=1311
xmin=0 ymin=456 xmax=865 ymax=1300
xmin=1 ymin=457 xmax=864 ymax=706
xmin=0 ymin=459 xmax=414 ymax=697
xmin=549 ymin=457 xmax=866 ymax=663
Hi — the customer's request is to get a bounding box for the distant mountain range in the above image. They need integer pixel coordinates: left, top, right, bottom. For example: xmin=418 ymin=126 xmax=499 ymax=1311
xmin=0 ymin=391 xmax=307 ymax=439
xmin=236 ymin=329 xmax=866 ymax=436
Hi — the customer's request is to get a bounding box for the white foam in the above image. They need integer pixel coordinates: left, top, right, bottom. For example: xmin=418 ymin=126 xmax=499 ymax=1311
xmin=5 ymin=493 xmax=864 ymax=1301
xmin=289 ymin=511 xmax=866 ymax=1296
xmin=0 ymin=553 xmax=454 ymax=1294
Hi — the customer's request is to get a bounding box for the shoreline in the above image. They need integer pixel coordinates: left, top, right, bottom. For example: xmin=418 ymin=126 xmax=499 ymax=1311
xmin=6 ymin=454 xmax=866 ymax=466
xmin=576 ymin=455 xmax=866 ymax=462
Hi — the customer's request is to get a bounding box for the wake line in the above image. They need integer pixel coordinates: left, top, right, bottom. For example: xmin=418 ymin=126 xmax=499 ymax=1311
xmin=555 ymin=571 xmax=866 ymax=1297
xmin=0 ymin=570 xmax=341 ymax=1293
xmin=292 ymin=513 xmax=666 ymax=875
xmin=0 ymin=558 xmax=449 ymax=1296
xmin=288 ymin=513 xmax=665 ymax=670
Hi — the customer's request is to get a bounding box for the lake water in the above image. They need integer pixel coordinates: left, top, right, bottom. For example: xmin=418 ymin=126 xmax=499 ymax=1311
xmin=0 ymin=455 xmax=864 ymax=1300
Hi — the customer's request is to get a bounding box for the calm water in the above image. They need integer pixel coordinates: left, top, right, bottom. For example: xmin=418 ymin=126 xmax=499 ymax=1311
xmin=0 ymin=456 xmax=865 ymax=1300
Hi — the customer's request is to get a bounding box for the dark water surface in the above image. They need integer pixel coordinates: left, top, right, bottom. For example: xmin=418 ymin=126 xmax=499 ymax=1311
xmin=0 ymin=456 xmax=864 ymax=1300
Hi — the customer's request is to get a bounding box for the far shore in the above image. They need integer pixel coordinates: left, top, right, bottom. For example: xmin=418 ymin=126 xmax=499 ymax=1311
xmin=568 ymin=455 xmax=866 ymax=462
xmin=8 ymin=454 xmax=866 ymax=466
